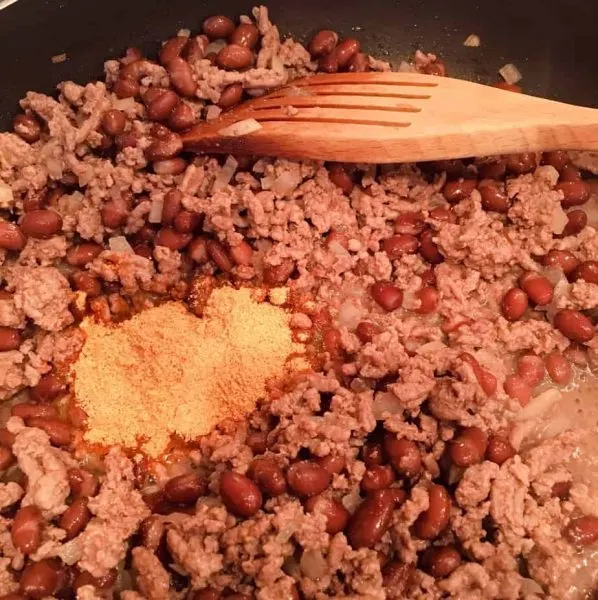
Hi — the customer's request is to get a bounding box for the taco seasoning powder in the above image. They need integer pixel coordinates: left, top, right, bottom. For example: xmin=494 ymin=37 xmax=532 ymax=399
xmin=72 ymin=286 xmax=306 ymax=456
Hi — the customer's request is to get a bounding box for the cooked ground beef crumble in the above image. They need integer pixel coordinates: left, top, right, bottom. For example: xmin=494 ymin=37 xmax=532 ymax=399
xmin=1 ymin=5 xmax=598 ymax=600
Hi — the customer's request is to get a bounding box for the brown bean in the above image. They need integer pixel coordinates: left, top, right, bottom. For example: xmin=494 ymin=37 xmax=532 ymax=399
xmin=422 ymin=267 xmax=437 ymax=286
xmin=249 ymin=458 xmax=287 ymax=496
xmin=231 ymin=23 xmax=260 ymax=49
xmin=100 ymin=109 xmax=126 ymax=136
xmin=0 ymin=446 xmax=14 ymax=470
xmin=67 ymin=402 xmax=88 ymax=428
xmin=362 ymin=442 xmax=384 ymax=468
xmin=216 ymin=44 xmax=254 ymax=70
xmin=145 ymin=126 xmax=183 ymax=161
xmin=542 ymin=150 xmax=569 ymax=171
xmin=207 ymin=239 xmax=233 ymax=272
xmin=30 ymin=373 xmax=67 ymax=402
xmin=348 ymin=52 xmax=369 ymax=73
xmin=503 ymin=374 xmax=532 ymax=406
xmin=154 ymin=227 xmax=192 ymax=250
xmin=203 ymin=15 xmax=235 ymax=40
xmin=246 ymin=430 xmax=268 ymax=454
xmin=159 ymin=36 xmax=188 ymax=65
xmin=519 ymin=272 xmax=553 ymax=305
xmin=19 ymin=559 xmax=61 ymax=599
xmin=73 ymin=569 xmax=117 ymax=591
xmin=562 ymin=209 xmax=587 ymax=236
xmin=394 ymin=211 xmax=424 ymax=236
xmin=189 ymin=590 xmax=221 ymax=600
xmin=414 ymin=484 xmax=451 ymax=539
xmin=423 ymin=61 xmax=446 ymax=76
xmin=218 ymin=83 xmax=244 ymax=109
xmin=328 ymin=163 xmax=354 ymax=194
xmin=479 ymin=183 xmax=509 ymax=213
xmin=168 ymin=57 xmax=197 ymax=97
xmin=545 ymin=351 xmax=573 ymax=385
xmin=371 ymin=282 xmax=403 ymax=312
xmin=263 ymin=260 xmax=295 ymax=285
xmin=574 ymin=260 xmax=598 ymax=284
xmin=543 ymin=249 xmax=579 ymax=276
xmin=20 ymin=210 xmax=62 ymax=238
xmin=153 ymin=157 xmax=187 ymax=175
xmin=318 ymin=51 xmax=339 ymax=73
xmin=174 ymin=210 xmax=201 ymax=233
xmin=384 ymin=434 xmax=421 ymax=477
xmin=168 ymin=102 xmax=196 ymax=130
xmin=419 ymin=229 xmax=444 ymax=264
xmin=66 ymin=243 xmax=103 ymax=267
xmin=335 ymin=38 xmax=361 ymax=68
xmin=12 ymin=505 xmax=44 ymax=554
xmin=478 ymin=158 xmax=507 ymax=179
xmin=356 ymin=321 xmax=379 ymax=344
xmin=164 ymin=472 xmax=207 ymax=504
xmin=304 ymin=494 xmax=349 ymax=534
xmin=361 ymin=465 xmax=395 ymax=492
xmin=0 ymin=427 xmax=16 ymax=449
xmin=183 ymin=34 xmax=209 ymax=63
xmin=556 ymin=181 xmax=590 ymax=208
xmin=501 ymin=287 xmax=529 ymax=321
xmin=383 ymin=234 xmax=419 ymax=259
xmin=0 ymin=327 xmax=21 ymax=351
xmin=429 ymin=206 xmax=457 ymax=224
xmin=316 ymin=454 xmax=345 ymax=475
xmin=13 ymin=113 xmax=41 ymax=143
xmin=309 ymin=30 xmax=339 ymax=57
xmin=382 ymin=561 xmax=413 ymax=593
xmin=459 ymin=352 xmax=497 ymax=396
xmin=347 ymin=488 xmax=395 ymax=548
xmin=59 ymin=498 xmax=91 ymax=540
xmin=219 ymin=470 xmax=262 ymax=517
xmin=486 ymin=435 xmax=516 ymax=465
xmin=554 ymin=309 xmax=594 ymax=343
xmin=229 ymin=240 xmax=253 ymax=266
xmin=517 ymin=354 xmax=545 ymax=387
xmin=559 ymin=164 xmax=582 ymax=182
xmin=113 ymin=77 xmax=139 ymax=99
xmin=325 ymin=229 xmax=350 ymax=250
xmin=421 ymin=546 xmax=461 ymax=578
xmin=67 ymin=468 xmax=99 ymax=499
xmin=505 ymin=152 xmax=537 ymax=174
xmin=287 ymin=460 xmax=331 ymax=497
xmin=12 ymin=403 xmax=58 ymax=419
xmin=415 ymin=287 xmax=439 ymax=314
xmin=139 ymin=516 xmax=165 ymax=552
xmin=27 ymin=417 xmax=72 ymax=446
xmin=187 ymin=237 xmax=209 ymax=263
xmin=565 ymin=515 xmax=598 ymax=547
xmin=0 ymin=222 xmax=26 ymax=251
xmin=101 ymin=200 xmax=128 ymax=228
xmin=442 ymin=178 xmax=477 ymax=202
xmin=161 ymin=189 xmax=183 ymax=225
xmin=146 ymin=89 xmax=179 ymax=121
xmin=450 ymin=427 xmax=488 ymax=467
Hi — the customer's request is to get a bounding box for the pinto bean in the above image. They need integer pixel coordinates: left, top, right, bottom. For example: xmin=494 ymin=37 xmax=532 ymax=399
xmin=486 ymin=435 xmax=516 ymax=465
xmin=423 ymin=60 xmax=446 ymax=76
xmin=371 ymin=282 xmax=403 ymax=311
xmin=164 ymin=472 xmax=207 ymax=504
xmin=459 ymin=353 xmax=497 ymax=396
xmin=355 ymin=321 xmax=379 ymax=344
xmin=20 ymin=210 xmax=62 ymax=238
xmin=565 ymin=515 xmax=598 ymax=547
xmin=442 ymin=178 xmax=476 ymax=202
xmin=19 ymin=560 xmax=61 ymax=599
xmin=554 ymin=309 xmax=594 ymax=343
xmin=501 ymin=288 xmax=528 ymax=321
xmin=517 ymin=354 xmax=545 ymax=387
xmin=30 ymin=373 xmax=66 ymax=402
xmin=304 ymin=495 xmax=350 ymax=534
xmin=450 ymin=427 xmax=488 ymax=467
xmin=335 ymin=38 xmax=361 ymax=68
xmin=347 ymin=489 xmax=395 ymax=548
xmin=67 ymin=468 xmax=99 ymax=499
xmin=263 ymin=260 xmax=295 ymax=285
xmin=146 ymin=88 xmax=179 ymax=121
xmin=316 ymin=454 xmax=345 ymax=475
xmin=556 ymin=181 xmax=590 ymax=208
xmin=328 ymin=163 xmax=354 ymax=194
xmin=0 ymin=446 xmax=14 ymax=470
xmin=153 ymin=157 xmax=187 ymax=175
xmin=348 ymin=52 xmax=369 ymax=72
xmin=219 ymin=471 xmax=262 ymax=517
xmin=168 ymin=102 xmax=197 ymax=130
xmin=66 ymin=243 xmax=103 ymax=267
xmin=414 ymin=484 xmax=451 ymax=539
xmin=505 ymin=153 xmax=537 ymax=174
xmin=145 ymin=125 xmax=183 ymax=161
xmin=12 ymin=403 xmax=58 ymax=419
xmin=59 ymin=498 xmax=91 ymax=540
xmin=159 ymin=36 xmax=188 ymax=65
xmin=154 ymin=227 xmax=192 ymax=250
xmin=0 ymin=327 xmax=21 ymax=351
xmin=362 ymin=442 xmax=384 ymax=468
xmin=287 ymin=460 xmax=331 ymax=498
xmin=415 ymin=287 xmax=439 ymax=314
xmin=429 ymin=206 xmax=456 ymax=224
xmin=101 ymin=200 xmax=128 ymax=228
xmin=216 ymin=45 xmax=254 ymax=70
xmin=541 ymin=150 xmax=569 ymax=171
xmin=168 ymin=57 xmax=197 ymax=97
xmin=12 ymin=505 xmax=44 ymax=554
xmin=218 ymin=83 xmax=244 ymax=109
xmin=139 ymin=516 xmax=165 ymax=552
xmin=27 ymin=417 xmax=72 ymax=446
xmin=161 ymin=189 xmax=182 ymax=225
xmin=562 ymin=209 xmax=587 ymax=236
xmin=479 ymin=182 xmax=510 ymax=213
xmin=174 ymin=210 xmax=201 ymax=233
xmin=543 ymin=249 xmax=579 ymax=276
xmin=206 ymin=239 xmax=233 ymax=272
xmin=13 ymin=113 xmax=41 ymax=143
xmin=419 ymin=229 xmax=444 ymax=264
xmin=421 ymin=546 xmax=461 ymax=578
xmin=309 ymin=30 xmax=339 ymax=58
xmin=187 ymin=237 xmax=209 ymax=263
xmin=545 ymin=351 xmax=573 ymax=385
xmin=203 ymin=15 xmax=235 ymax=40
xmin=0 ymin=222 xmax=26 ymax=250
xmin=361 ymin=465 xmax=395 ymax=492
xmin=383 ymin=234 xmax=419 ymax=259
xmin=72 ymin=569 xmax=117 ymax=591
xmin=100 ymin=109 xmax=126 ymax=136
xmin=519 ymin=272 xmax=553 ymax=305
xmin=559 ymin=165 xmax=582 ymax=182
xmin=231 ymin=23 xmax=260 ymax=49
xmin=229 ymin=240 xmax=253 ymax=266
xmin=318 ymin=51 xmax=339 ymax=73
xmin=246 ymin=430 xmax=268 ymax=454
xmin=113 ymin=77 xmax=139 ymax=99
xmin=383 ymin=434 xmax=421 ymax=477
xmin=249 ymin=458 xmax=287 ymax=496
xmin=0 ymin=427 xmax=15 ymax=449
xmin=503 ymin=375 xmax=532 ymax=406
xmin=574 ymin=260 xmax=598 ymax=284
xmin=478 ymin=158 xmax=507 ymax=179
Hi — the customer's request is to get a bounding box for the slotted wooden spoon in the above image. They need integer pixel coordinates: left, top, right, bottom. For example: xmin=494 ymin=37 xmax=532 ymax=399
xmin=181 ymin=72 xmax=598 ymax=163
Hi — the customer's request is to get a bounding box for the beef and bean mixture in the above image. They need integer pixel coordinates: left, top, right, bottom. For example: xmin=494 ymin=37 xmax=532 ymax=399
xmin=1 ymin=4 xmax=598 ymax=599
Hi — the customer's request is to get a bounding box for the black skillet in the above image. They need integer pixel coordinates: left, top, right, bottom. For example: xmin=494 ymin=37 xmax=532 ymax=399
xmin=0 ymin=0 xmax=596 ymax=129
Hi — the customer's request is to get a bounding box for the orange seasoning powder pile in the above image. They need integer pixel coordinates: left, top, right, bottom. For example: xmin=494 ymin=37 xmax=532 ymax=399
xmin=72 ymin=287 xmax=307 ymax=456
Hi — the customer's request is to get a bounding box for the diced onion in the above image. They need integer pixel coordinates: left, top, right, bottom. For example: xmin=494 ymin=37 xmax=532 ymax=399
xmin=463 ymin=34 xmax=481 ymax=47
xmin=177 ymin=28 xmax=191 ymax=38
xmin=372 ymin=391 xmax=403 ymax=420
xmin=271 ymin=55 xmax=285 ymax=74
xmin=338 ymin=301 xmax=362 ymax=329
xmin=51 ymin=53 xmax=67 ymax=64
xmin=342 ymin=487 xmax=362 ymax=512
xmin=273 ymin=170 xmax=302 ymax=196
xmin=260 ymin=175 xmax=274 ymax=190
xmin=499 ymin=63 xmax=522 ymax=85
xmin=113 ymin=97 xmax=137 ymax=112
xmin=0 ymin=183 xmax=13 ymax=208
xmin=551 ymin=203 xmax=568 ymax=234
xmin=398 ymin=61 xmax=416 ymax=73
xmin=148 ymin=197 xmax=164 ymax=223
xmin=205 ymin=39 xmax=227 ymax=55
xmin=205 ymin=105 xmax=222 ymax=121
xmin=218 ymin=118 xmax=263 ymax=137
xmin=513 ymin=388 xmax=562 ymax=422
xmin=212 ymin=155 xmax=239 ymax=192
xmin=300 ymin=550 xmax=327 ymax=581
xmin=108 ymin=236 xmax=135 ymax=254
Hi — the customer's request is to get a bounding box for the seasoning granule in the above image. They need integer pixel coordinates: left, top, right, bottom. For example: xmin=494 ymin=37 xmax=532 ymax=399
xmin=73 ymin=287 xmax=306 ymax=456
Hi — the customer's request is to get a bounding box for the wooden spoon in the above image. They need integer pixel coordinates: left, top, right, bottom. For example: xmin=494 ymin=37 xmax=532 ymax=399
xmin=180 ymin=72 xmax=598 ymax=163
